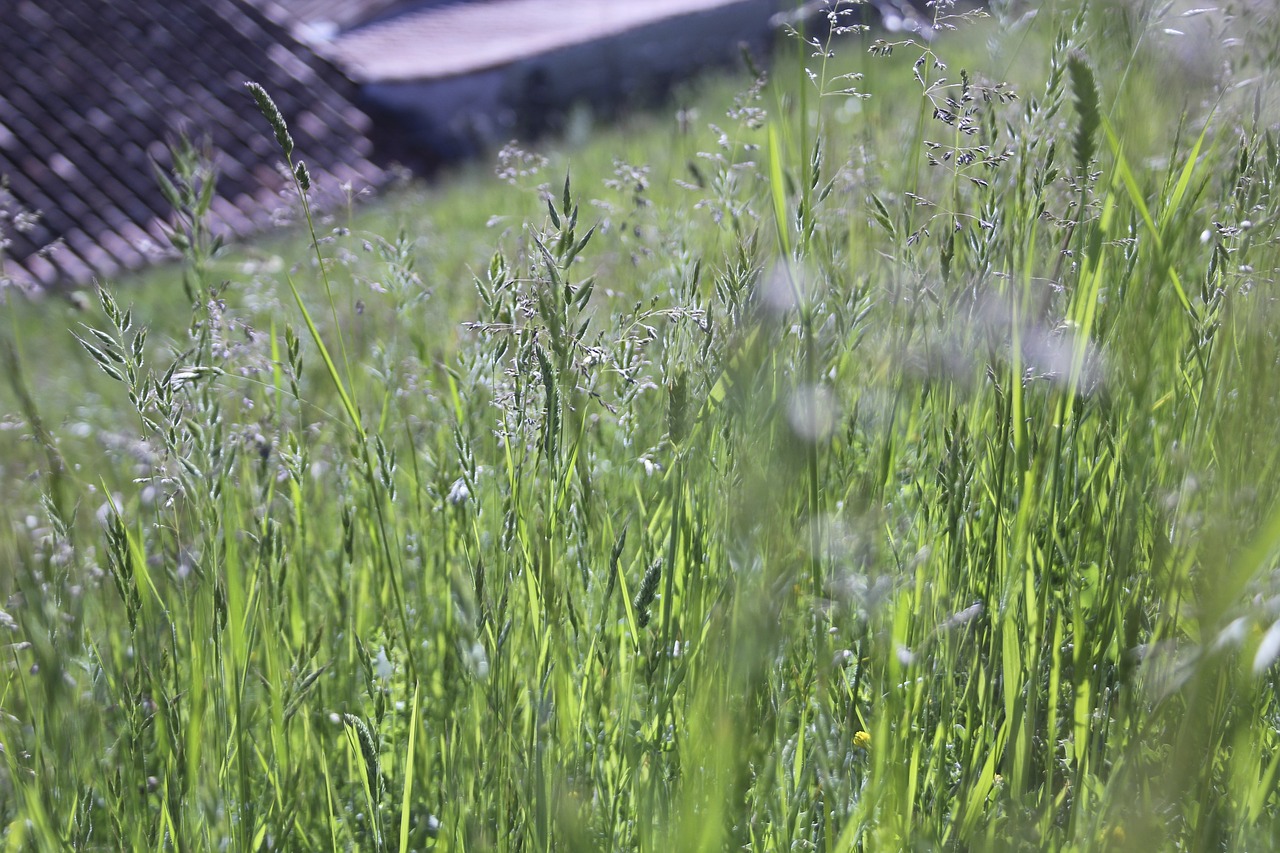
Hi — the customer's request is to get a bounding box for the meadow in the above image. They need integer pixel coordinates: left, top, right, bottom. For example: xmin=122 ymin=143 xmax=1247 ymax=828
xmin=4 ymin=0 xmax=1280 ymax=848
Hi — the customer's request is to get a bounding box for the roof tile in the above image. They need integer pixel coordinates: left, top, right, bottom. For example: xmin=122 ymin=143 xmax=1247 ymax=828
xmin=1 ymin=0 xmax=387 ymax=288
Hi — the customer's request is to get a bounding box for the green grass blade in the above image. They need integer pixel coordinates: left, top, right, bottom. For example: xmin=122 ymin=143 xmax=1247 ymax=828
xmin=768 ymin=122 xmax=792 ymax=258
xmin=283 ymin=271 xmax=363 ymax=435
xmin=399 ymin=684 xmax=420 ymax=852
xmin=1102 ymin=117 xmax=1195 ymax=318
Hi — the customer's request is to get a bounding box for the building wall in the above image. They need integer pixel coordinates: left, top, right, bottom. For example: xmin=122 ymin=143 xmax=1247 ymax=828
xmin=360 ymin=0 xmax=778 ymax=168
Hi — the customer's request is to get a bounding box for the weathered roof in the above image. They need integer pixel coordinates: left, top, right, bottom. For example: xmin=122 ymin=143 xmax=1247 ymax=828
xmin=326 ymin=0 xmax=767 ymax=84
xmin=247 ymin=0 xmax=421 ymax=43
xmin=0 ymin=0 xmax=386 ymax=288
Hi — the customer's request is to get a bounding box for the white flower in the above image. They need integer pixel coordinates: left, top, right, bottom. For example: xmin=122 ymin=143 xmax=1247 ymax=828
xmin=373 ymin=646 xmax=394 ymax=682
xmin=447 ymin=477 xmax=471 ymax=506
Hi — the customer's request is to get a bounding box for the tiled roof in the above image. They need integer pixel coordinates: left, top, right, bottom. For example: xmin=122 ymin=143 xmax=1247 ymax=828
xmin=0 ymin=0 xmax=386 ymax=288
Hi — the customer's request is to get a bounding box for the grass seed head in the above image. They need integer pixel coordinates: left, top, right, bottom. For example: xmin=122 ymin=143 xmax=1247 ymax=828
xmin=245 ymin=81 xmax=294 ymax=159
xmin=634 ymin=557 xmax=663 ymax=628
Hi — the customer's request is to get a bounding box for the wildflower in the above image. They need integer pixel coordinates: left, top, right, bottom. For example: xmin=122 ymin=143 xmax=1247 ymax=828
xmin=447 ymin=477 xmax=471 ymax=506
xmin=853 ymin=730 xmax=872 ymax=749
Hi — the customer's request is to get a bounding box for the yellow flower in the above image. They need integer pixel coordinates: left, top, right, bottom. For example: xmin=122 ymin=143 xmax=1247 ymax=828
xmin=854 ymin=730 xmax=872 ymax=749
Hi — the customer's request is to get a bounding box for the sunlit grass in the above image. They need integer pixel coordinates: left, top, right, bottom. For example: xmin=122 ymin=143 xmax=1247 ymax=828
xmin=4 ymin=1 xmax=1280 ymax=849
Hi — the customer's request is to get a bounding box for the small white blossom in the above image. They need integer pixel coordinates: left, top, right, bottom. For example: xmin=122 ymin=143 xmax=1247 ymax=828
xmin=447 ymin=477 xmax=471 ymax=505
xmin=373 ymin=646 xmax=394 ymax=682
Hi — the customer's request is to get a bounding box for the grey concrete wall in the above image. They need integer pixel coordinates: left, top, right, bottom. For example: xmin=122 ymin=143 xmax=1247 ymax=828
xmin=360 ymin=0 xmax=779 ymax=167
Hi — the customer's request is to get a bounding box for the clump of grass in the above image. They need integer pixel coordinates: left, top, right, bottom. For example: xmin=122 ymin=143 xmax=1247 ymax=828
xmin=3 ymin=2 xmax=1280 ymax=849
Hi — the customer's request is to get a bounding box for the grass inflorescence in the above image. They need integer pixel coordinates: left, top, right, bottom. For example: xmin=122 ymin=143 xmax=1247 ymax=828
xmin=4 ymin=1 xmax=1280 ymax=849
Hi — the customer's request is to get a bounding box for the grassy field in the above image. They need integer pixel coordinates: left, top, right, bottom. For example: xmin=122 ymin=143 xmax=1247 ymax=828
xmin=5 ymin=1 xmax=1280 ymax=849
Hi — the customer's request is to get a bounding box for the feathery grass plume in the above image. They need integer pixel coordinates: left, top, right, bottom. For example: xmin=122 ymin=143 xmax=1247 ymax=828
xmin=343 ymin=713 xmax=384 ymax=805
xmin=534 ymin=341 xmax=560 ymax=458
xmin=294 ymin=160 xmax=311 ymax=192
xmin=244 ymin=81 xmax=293 ymax=159
xmin=633 ymin=557 xmax=663 ymax=628
xmin=1067 ymin=51 xmax=1101 ymax=175
xmin=0 ymin=177 xmax=46 ymax=298
xmin=152 ymin=135 xmax=225 ymax=302
xmin=666 ymin=368 xmax=689 ymax=446
xmin=103 ymin=504 xmax=142 ymax=633
xmin=601 ymin=525 xmax=627 ymax=614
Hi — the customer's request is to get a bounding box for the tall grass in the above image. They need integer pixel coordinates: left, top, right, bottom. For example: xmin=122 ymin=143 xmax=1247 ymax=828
xmin=4 ymin=0 xmax=1280 ymax=849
